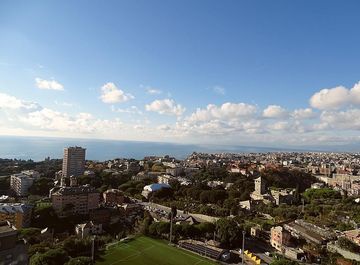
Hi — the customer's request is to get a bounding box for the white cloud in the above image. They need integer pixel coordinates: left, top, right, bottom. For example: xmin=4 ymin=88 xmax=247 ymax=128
xmin=35 ymin=78 xmax=64 ymax=91
xmin=187 ymin=102 xmax=257 ymax=123
xmin=350 ymin=82 xmax=360 ymax=104
xmin=316 ymin=109 xmax=360 ymax=131
xmin=263 ymin=105 xmax=288 ymax=118
xmin=291 ymin=108 xmax=316 ymax=119
xmin=212 ymin=86 xmax=225 ymax=95
xmin=309 ymin=86 xmax=350 ymax=110
xmin=145 ymin=99 xmax=185 ymax=116
xmin=157 ymin=124 xmax=172 ymax=131
xmin=100 ymin=82 xmax=134 ymax=104
xmin=309 ymin=82 xmax=360 ymax=110
xmin=0 ymin=93 xmax=40 ymax=111
xmin=176 ymin=102 xmax=261 ymax=136
xmin=268 ymin=121 xmax=290 ymax=131
xmin=146 ymin=88 xmax=162 ymax=95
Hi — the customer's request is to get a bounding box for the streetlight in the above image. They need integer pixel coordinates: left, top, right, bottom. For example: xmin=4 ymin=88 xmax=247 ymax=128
xmin=169 ymin=211 xmax=173 ymax=244
xmin=241 ymin=231 xmax=245 ymax=265
xmin=91 ymin=236 xmax=95 ymax=263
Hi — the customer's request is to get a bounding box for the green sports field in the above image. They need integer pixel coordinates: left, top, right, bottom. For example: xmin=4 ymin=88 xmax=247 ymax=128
xmin=96 ymin=236 xmax=217 ymax=265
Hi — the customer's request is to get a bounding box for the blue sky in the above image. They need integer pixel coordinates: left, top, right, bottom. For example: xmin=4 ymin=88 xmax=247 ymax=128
xmin=1 ymin=0 xmax=360 ymax=147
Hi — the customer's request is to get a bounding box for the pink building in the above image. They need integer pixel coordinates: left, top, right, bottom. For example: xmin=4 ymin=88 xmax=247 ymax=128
xmin=270 ymin=226 xmax=292 ymax=251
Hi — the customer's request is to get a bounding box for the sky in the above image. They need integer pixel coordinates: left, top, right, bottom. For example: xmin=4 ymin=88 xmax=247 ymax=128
xmin=1 ymin=0 xmax=360 ymax=148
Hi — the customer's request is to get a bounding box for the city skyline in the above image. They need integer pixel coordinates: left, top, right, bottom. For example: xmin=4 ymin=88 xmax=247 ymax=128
xmin=1 ymin=1 xmax=360 ymax=148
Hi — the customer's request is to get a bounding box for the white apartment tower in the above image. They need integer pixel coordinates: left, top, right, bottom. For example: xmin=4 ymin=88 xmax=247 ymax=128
xmin=62 ymin=147 xmax=86 ymax=177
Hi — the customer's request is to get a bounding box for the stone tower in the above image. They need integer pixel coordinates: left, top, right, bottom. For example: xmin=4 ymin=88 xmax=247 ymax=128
xmin=254 ymin=176 xmax=266 ymax=195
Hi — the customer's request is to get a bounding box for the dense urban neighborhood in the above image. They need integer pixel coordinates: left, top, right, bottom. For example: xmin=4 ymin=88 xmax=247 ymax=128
xmin=1 ymin=148 xmax=360 ymax=265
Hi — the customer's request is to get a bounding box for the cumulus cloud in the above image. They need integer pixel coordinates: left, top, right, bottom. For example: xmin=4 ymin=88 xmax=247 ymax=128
xmin=35 ymin=78 xmax=64 ymax=91
xmin=309 ymin=86 xmax=349 ymax=110
xmin=145 ymin=99 xmax=185 ymax=116
xmin=187 ymin=102 xmax=257 ymax=123
xmin=100 ymin=82 xmax=134 ymax=104
xmin=309 ymin=82 xmax=360 ymax=110
xmin=175 ymin=102 xmax=262 ymax=136
xmin=317 ymin=109 xmax=360 ymax=131
xmin=0 ymin=93 xmax=40 ymax=111
xmin=291 ymin=108 xmax=316 ymax=119
xmin=263 ymin=105 xmax=288 ymax=118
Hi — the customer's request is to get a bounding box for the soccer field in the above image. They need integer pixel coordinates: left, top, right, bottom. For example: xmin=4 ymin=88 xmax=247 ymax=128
xmin=96 ymin=236 xmax=217 ymax=265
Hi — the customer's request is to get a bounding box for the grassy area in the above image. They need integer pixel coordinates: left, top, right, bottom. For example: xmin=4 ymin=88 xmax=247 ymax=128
xmin=96 ymin=236 xmax=217 ymax=265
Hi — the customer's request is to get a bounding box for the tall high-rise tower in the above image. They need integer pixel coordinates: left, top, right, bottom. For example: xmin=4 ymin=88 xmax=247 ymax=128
xmin=62 ymin=146 xmax=86 ymax=177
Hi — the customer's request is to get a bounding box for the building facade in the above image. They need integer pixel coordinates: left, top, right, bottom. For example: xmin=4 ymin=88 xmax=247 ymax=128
xmin=50 ymin=185 xmax=99 ymax=217
xmin=62 ymin=146 xmax=86 ymax=177
xmin=0 ymin=221 xmax=28 ymax=265
xmin=75 ymin=221 xmax=103 ymax=238
xmin=103 ymin=189 xmax=124 ymax=205
xmin=0 ymin=203 xmax=32 ymax=229
xmin=270 ymin=226 xmax=292 ymax=251
xmin=10 ymin=170 xmax=40 ymax=196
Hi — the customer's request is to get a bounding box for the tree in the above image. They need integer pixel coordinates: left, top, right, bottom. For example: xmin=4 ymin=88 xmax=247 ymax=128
xmin=62 ymin=236 xmax=92 ymax=258
xmin=30 ymin=248 xmax=69 ymax=265
xmin=169 ymin=205 xmax=177 ymax=220
xmin=65 ymin=257 xmax=92 ymax=265
xmin=338 ymin=237 xmax=360 ymax=253
xmin=31 ymin=205 xmax=59 ymax=229
xmin=28 ymin=178 xmax=54 ymax=196
xmin=215 ymin=218 xmax=242 ymax=247
xmin=18 ymin=228 xmax=42 ymax=244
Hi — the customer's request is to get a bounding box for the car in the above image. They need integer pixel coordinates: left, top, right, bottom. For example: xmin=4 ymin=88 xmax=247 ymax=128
xmin=265 ymin=251 xmax=272 ymax=257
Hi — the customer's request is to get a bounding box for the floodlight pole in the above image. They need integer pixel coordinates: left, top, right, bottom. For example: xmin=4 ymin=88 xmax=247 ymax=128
xmin=242 ymin=231 xmax=245 ymax=265
xmin=169 ymin=211 xmax=173 ymax=244
xmin=92 ymin=235 xmax=96 ymax=264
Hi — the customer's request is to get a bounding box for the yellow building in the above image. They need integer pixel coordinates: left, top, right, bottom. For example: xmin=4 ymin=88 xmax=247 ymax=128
xmin=0 ymin=203 xmax=32 ymax=229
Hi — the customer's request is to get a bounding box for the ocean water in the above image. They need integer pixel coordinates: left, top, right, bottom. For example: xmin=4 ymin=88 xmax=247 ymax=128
xmin=0 ymin=136 xmax=283 ymax=161
xmin=1 ymin=136 xmax=354 ymax=162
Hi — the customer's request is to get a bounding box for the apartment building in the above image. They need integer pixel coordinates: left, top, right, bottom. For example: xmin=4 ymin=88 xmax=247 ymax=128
xmin=62 ymin=146 xmax=86 ymax=177
xmin=10 ymin=170 xmax=39 ymax=196
xmin=103 ymin=189 xmax=124 ymax=205
xmin=50 ymin=185 xmax=100 ymax=217
xmin=0 ymin=203 xmax=32 ymax=229
xmin=270 ymin=226 xmax=292 ymax=251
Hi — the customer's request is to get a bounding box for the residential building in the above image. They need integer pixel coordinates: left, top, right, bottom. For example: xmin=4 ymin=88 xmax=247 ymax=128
xmin=0 ymin=221 xmax=28 ymax=265
xmin=75 ymin=221 xmax=103 ymax=238
xmin=343 ymin=229 xmax=360 ymax=246
xmin=157 ymin=174 xmax=174 ymax=185
xmin=270 ymin=188 xmax=296 ymax=205
xmin=89 ymin=208 xmax=112 ymax=226
xmin=10 ymin=170 xmax=40 ymax=196
xmin=166 ymin=166 xmax=184 ymax=176
xmin=103 ymin=189 xmax=124 ymax=205
xmin=284 ymin=220 xmax=332 ymax=245
xmin=0 ymin=203 xmax=32 ymax=229
xmin=270 ymin=226 xmax=292 ymax=251
xmin=50 ymin=185 xmax=100 ymax=217
xmin=62 ymin=146 xmax=86 ymax=177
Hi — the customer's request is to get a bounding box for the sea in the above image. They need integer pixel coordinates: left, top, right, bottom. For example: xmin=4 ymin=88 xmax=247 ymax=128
xmin=0 ymin=136 xmax=286 ymax=162
xmin=0 ymin=136 xmax=356 ymax=162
